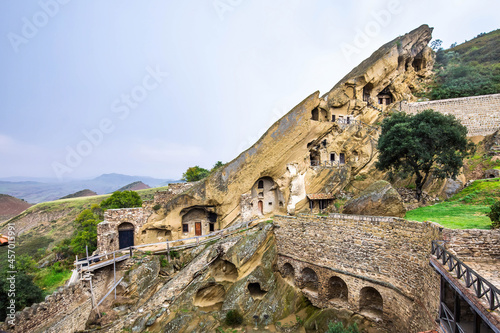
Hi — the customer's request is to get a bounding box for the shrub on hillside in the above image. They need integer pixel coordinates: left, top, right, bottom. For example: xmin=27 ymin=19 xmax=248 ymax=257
xmin=100 ymin=191 xmax=142 ymax=210
xmin=487 ymin=200 xmax=500 ymax=229
xmin=326 ymin=322 xmax=359 ymax=333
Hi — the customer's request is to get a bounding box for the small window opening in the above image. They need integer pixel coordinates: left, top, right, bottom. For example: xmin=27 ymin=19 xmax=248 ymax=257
xmin=182 ymin=224 xmax=189 ymax=233
xmin=258 ymin=180 xmax=264 ymax=189
xmin=209 ymin=223 xmax=215 ymax=232
xmin=332 ymin=114 xmax=336 ymax=122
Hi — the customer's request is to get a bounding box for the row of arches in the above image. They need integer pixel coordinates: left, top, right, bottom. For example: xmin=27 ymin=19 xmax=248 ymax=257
xmin=282 ymin=263 xmax=383 ymax=316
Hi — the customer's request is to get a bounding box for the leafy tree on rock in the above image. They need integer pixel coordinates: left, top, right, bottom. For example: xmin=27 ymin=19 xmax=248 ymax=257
xmin=70 ymin=207 xmax=103 ymax=256
xmin=100 ymin=191 xmax=142 ymax=210
xmin=181 ymin=166 xmax=210 ymax=182
xmin=376 ymin=109 xmax=473 ymax=201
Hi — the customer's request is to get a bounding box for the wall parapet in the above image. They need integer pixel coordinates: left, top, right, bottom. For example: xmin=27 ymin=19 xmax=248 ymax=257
xmin=400 ymin=93 xmax=500 ymax=137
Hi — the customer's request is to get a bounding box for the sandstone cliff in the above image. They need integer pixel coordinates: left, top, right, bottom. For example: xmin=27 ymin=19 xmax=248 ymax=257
xmin=126 ymin=25 xmax=435 ymax=245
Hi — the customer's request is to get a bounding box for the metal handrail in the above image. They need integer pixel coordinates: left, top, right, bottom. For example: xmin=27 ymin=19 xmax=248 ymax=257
xmin=431 ymin=240 xmax=500 ymax=311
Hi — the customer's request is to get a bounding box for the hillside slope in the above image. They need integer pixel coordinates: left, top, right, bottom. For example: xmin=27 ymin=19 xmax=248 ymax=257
xmin=0 ymin=194 xmax=32 ymax=223
xmin=0 ymin=173 xmax=173 ymax=203
xmin=115 ymin=181 xmax=150 ymax=192
xmin=0 ymin=186 xmax=168 ymax=253
xmin=425 ymin=29 xmax=500 ymax=100
xmin=59 ymin=189 xmax=98 ymax=200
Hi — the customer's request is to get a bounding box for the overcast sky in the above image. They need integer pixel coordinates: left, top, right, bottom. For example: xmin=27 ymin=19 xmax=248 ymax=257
xmin=0 ymin=0 xmax=498 ymax=181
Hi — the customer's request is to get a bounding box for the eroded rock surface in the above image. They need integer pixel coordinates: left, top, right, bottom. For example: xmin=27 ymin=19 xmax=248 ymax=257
xmin=343 ymin=180 xmax=406 ymax=217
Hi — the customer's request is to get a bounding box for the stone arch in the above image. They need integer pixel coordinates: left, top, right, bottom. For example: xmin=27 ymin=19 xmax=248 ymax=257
xmin=311 ymin=108 xmax=319 ymax=121
xmin=118 ymin=222 xmax=134 ymax=249
xmin=181 ymin=206 xmax=218 ymax=237
xmin=377 ymin=86 xmax=393 ymax=106
xmin=359 ymin=287 xmax=383 ymax=316
xmin=346 ymin=84 xmax=356 ymax=99
xmin=281 ymin=262 xmax=295 ymax=281
xmin=301 ymin=267 xmax=319 ymax=292
xmin=363 ymin=83 xmax=373 ymax=102
xmin=327 ymin=276 xmax=348 ymax=301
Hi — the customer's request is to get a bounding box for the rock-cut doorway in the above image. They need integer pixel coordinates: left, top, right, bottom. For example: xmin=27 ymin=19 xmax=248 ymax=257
xmin=118 ymin=222 xmax=134 ymax=249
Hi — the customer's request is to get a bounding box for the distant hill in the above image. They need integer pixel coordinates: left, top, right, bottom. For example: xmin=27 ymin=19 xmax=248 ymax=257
xmin=426 ymin=29 xmax=500 ymax=100
xmin=0 ymin=194 xmax=32 ymax=223
xmin=59 ymin=189 xmax=98 ymax=200
xmin=0 ymin=173 xmax=178 ymax=203
xmin=115 ymin=181 xmax=151 ymax=192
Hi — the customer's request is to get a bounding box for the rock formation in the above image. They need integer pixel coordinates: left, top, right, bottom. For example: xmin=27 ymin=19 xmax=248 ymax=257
xmin=343 ymin=180 xmax=406 ymax=217
xmin=98 ymin=25 xmax=435 ymax=251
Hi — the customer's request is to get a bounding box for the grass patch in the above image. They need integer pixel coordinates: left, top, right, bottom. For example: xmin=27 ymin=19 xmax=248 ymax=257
xmin=405 ymin=202 xmax=491 ymax=229
xmin=34 ymin=263 xmax=72 ymax=296
xmin=405 ymin=178 xmax=500 ymax=229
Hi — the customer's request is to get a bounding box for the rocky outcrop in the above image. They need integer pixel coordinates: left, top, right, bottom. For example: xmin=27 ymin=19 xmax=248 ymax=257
xmin=110 ymin=25 xmax=435 ymax=247
xmin=343 ymin=180 xmax=406 ymax=217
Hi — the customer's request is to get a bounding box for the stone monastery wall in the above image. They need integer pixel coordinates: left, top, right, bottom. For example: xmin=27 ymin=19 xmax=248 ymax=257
xmin=274 ymin=214 xmax=443 ymax=332
xmin=400 ymin=93 xmax=500 ymax=137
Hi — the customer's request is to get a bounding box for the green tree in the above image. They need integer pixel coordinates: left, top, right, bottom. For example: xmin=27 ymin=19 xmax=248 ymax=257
xmin=211 ymin=161 xmax=224 ymax=172
xmin=70 ymin=208 xmax=102 ymax=256
xmin=376 ymin=109 xmax=472 ymax=201
xmin=0 ymin=270 xmax=43 ymax=321
xmin=100 ymin=191 xmax=142 ymax=210
xmin=182 ymin=166 xmax=210 ymax=182
xmin=487 ymin=200 xmax=500 ymax=229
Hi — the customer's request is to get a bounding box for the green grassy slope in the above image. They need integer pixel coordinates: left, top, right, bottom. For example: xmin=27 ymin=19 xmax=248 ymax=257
xmin=405 ymin=178 xmax=500 ymax=229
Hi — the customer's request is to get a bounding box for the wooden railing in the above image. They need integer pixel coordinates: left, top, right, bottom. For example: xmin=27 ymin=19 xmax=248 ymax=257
xmin=74 ymin=219 xmax=255 ymax=271
xmin=431 ymin=240 xmax=500 ymax=311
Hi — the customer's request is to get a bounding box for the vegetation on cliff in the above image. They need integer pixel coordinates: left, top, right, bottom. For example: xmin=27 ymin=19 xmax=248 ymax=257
xmin=376 ymin=109 xmax=472 ymax=201
xmin=181 ymin=161 xmax=224 ymax=182
xmin=424 ymin=29 xmax=500 ymax=100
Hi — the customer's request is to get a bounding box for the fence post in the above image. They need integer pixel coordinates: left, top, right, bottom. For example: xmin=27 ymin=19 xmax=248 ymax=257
xmin=167 ymin=242 xmax=171 ymax=263
xmin=113 ymin=252 xmax=116 ymax=299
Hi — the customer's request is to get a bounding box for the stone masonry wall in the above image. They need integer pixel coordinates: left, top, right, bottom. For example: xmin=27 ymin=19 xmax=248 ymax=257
xmin=274 ymin=213 xmax=443 ymax=332
xmin=443 ymin=228 xmax=500 ymax=259
xmin=400 ymin=93 xmax=500 ymax=136
xmin=97 ymin=208 xmax=148 ymax=253
xmin=1 ymin=267 xmax=116 ymax=333
xmin=2 ymin=282 xmax=90 ymax=333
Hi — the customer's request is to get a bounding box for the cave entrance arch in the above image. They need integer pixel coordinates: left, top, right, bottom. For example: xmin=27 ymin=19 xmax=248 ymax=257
xmin=118 ymin=222 xmax=134 ymax=249
xmin=301 ymin=267 xmax=319 ymax=293
xmin=360 ymin=287 xmax=383 ymax=316
xmin=281 ymin=263 xmax=295 ymax=283
xmin=327 ymin=276 xmax=348 ymax=301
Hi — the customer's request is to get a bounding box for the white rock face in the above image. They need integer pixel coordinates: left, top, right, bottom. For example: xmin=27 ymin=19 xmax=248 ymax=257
xmin=286 ymin=164 xmax=306 ymax=215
